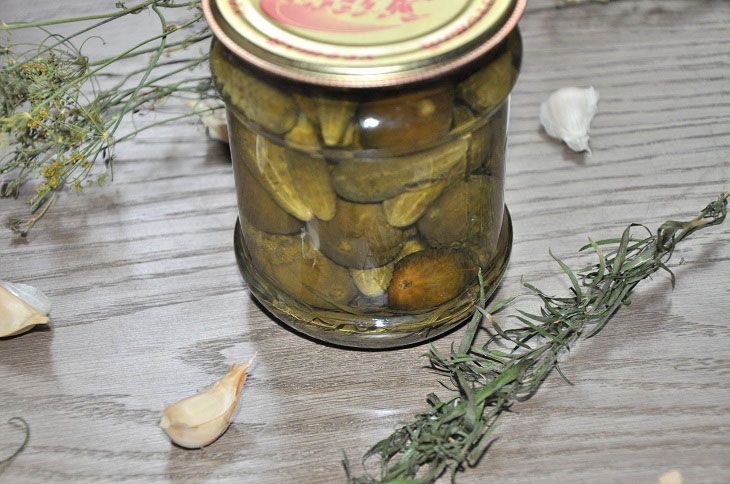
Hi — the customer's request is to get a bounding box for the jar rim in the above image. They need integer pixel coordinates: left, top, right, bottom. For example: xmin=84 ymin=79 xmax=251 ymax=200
xmin=203 ymin=0 xmax=526 ymax=88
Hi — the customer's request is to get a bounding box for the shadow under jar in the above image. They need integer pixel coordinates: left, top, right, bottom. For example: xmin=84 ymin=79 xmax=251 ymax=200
xmin=204 ymin=0 xmax=525 ymax=348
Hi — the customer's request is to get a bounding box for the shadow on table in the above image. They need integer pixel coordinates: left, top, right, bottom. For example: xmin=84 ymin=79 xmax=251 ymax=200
xmin=164 ymin=424 xmax=255 ymax=484
xmin=0 ymin=325 xmax=55 ymax=380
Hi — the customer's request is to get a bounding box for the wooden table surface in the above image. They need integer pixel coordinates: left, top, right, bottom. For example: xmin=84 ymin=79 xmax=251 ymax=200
xmin=1 ymin=1 xmax=729 ymax=483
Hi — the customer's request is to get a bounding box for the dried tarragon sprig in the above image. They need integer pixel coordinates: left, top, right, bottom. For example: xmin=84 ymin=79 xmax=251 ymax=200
xmin=0 ymin=1 xmax=220 ymax=234
xmin=345 ymin=192 xmax=729 ymax=483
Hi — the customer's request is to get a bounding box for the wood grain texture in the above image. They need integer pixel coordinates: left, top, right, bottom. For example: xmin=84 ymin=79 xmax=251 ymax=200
xmin=1 ymin=1 xmax=729 ymax=483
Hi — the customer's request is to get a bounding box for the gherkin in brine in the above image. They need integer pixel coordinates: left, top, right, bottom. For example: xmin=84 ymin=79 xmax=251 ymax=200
xmin=229 ymin=113 xmax=314 ymax=222
xmin=210 ymin=40 xmax=298 ymax=134
xmin=387 ymin=250 xmax=472 ymax=311
xmin=358 ymin=85 xmax=454 ymax=149
xmin=417 ymin=176 xmax=502 ymax=251
xmin=331 ymin=139 xmax=468 ymax=203
xmin=235 ymin=163 xmax=303 ymax=235
xmin=456 ymin=51 xmax=513 ymax=115
xmin=311 ymin=199 xmax=406 ymax=269
xmin=243 ymin=222 xmax=357 ymax=310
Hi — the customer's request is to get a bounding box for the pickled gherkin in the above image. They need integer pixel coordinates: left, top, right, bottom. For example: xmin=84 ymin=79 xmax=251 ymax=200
xmin=235 ymin=163 xmax=303 ymax=235
xmin=311 ymin=199 xmax=406 ymax=269
xmin=229 ymin=113 xmax=314 ymax=222
xmin=382 ymin=179 xmax=449 ymax=228
xmin=331 ymin=139 xmax=467 ymax=203
xmin=243 ymin=221 xmax=357 ymax=310
xmin=358 ymin=85 xmax=454 ymax=149
xmin=457 ymin=51 xmax=514 ymax=115
xmin=417 ymin=176 xmax=501 ymax=249
xmin=210 ymin=40 xmax=298 ymax=134
xmin=388 ymin=250 xmax=472 ymax=311
xmin=287 ymin=152 xmax=336 ymax=222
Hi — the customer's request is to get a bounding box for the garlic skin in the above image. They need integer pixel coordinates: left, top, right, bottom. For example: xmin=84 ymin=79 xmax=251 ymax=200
xmin=160 ymin=356 xmax=255 ymax=449
xmin=201 ymin=109 xmax=229 ymax=144
xmin=0 ymin=281 xmax=51 ymax=338
xmin=186 ymin=100 xmax=228 ymax=143
xmin=539 ymin=86 xmax=599 ymax=153
xmin=657 ymin=470 xmax=685 ymax=484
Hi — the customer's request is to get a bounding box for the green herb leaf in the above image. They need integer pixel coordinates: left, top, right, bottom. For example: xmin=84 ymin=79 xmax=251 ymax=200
xmin=346 ymin=192 xmax=728 ymax=483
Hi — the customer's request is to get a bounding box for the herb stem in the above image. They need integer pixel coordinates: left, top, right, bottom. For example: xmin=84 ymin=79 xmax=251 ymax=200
xmin=0 ymin=0 xmax=201 ymax=31
xmin=0 ymin=418 xmax=29 ymax=465
xmin=29 ymin=13 xmax=202 ymax=116
xmin=346 ymin=193 xmax=729 ymax=483
xmin=110 ymin=106 xmax=220 ymax=145
xmin=105 ymin=5 xmax=168 ymax=142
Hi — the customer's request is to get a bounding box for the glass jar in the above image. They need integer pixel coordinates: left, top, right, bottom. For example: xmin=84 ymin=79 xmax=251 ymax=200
xmin=204 ymin=0 xmax=525 ymax=348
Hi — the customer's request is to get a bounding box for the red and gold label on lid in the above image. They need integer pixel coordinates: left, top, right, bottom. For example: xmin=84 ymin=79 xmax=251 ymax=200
xmin=204 ymin=0 xmax=525 ymax=86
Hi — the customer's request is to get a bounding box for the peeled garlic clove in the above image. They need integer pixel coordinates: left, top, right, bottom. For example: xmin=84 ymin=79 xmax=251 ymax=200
xmin=160 ymin=356 xmax=255 ymax=449
xmin=0 ymin=282 xmax=50 ymax=338
xmin=397 ymin=239 xmax=427 ymax=260
xmin=316 ymin=97 xmax=357 ymax=146
xmin=350 ymin=263 xmax=394 ymax=297
xmin=539 ymin=86 xmax=599 ymax=153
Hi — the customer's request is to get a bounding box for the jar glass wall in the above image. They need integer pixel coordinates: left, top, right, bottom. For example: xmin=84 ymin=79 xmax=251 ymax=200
xmin=211 ymin=30 xmax=522 ymax=348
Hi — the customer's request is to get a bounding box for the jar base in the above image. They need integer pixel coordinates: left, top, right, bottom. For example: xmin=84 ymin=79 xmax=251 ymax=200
xmin=234 ymin=206 xmax=513 ymax=349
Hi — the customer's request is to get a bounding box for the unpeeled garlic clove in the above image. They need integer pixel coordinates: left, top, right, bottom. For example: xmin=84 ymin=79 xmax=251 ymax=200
xmin=657 ymin=470 xmax=685 ymax=484
xmin=160 ymin=356 xmax=255 ymax=449
xmin=539 ymin=86 xmax=599 ymax=153
xmin=187 ymin=100 xmax=228 ymax=143
xmin=201 ymin=110 xmax=229 ymax=144
xmin=0 ymin=281 xmax=51 ymax=338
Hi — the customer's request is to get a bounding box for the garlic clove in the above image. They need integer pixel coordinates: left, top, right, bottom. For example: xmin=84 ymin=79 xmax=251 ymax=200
xmin=657 ymin=470 xmax=685 ymax=484
xmin=201 ymin=110 xmax=229 ymax=144
xmin=160 ymin=355 xmax=255 ymax=449
xmin=539 ymin=86 xmax=599 ymax=153
xmin=350 ymin=263 xmax=394 ymax=298
xmin=187 ymin=100 xmax=228 ymax=143
xmin=1 ymin=280 xmax=52 ymax=315
xmin=0 ymin=283 xmax=50 ymax=338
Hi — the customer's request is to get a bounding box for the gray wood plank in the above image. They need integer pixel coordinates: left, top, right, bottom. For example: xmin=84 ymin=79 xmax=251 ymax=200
xmin=1 ymin=0 xmax=729 ymax=482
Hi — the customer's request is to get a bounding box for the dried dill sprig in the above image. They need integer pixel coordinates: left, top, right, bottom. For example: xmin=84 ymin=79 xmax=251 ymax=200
xmin=345 ymin=192 xmax=729 ymax=483
xmin=0 ymin=417 xmax=30 ymax=467
xmin=1 ymin=1 xmax=220 ymax=234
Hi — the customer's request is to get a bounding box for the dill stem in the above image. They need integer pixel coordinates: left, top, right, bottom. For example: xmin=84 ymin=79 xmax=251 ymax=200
xmin=88 ymin=32 xmax=210 ymax=66
xmin=0 ymin=418 xmax=29 ymax=465
xmin=0 ymin=0 xmax=201 ymax=31
xmin=110 ymin=106 xmax=221 ymax=145
xmin=1 ymin=2 xmax=162 ymax=72
xmin=28 ymin=13 xmax=203 ymax=117
xmin=106 ymin=57 xmax=210 ymax=107
xmin=105 ymin=5 xmax=168 ymax=140
xmin=0 ymin=1 xmax=158 ymax=30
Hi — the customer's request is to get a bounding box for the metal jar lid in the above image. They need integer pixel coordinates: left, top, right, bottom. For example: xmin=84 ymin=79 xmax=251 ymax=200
xmin=203 ymin=0 xmax=526 ymax=88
